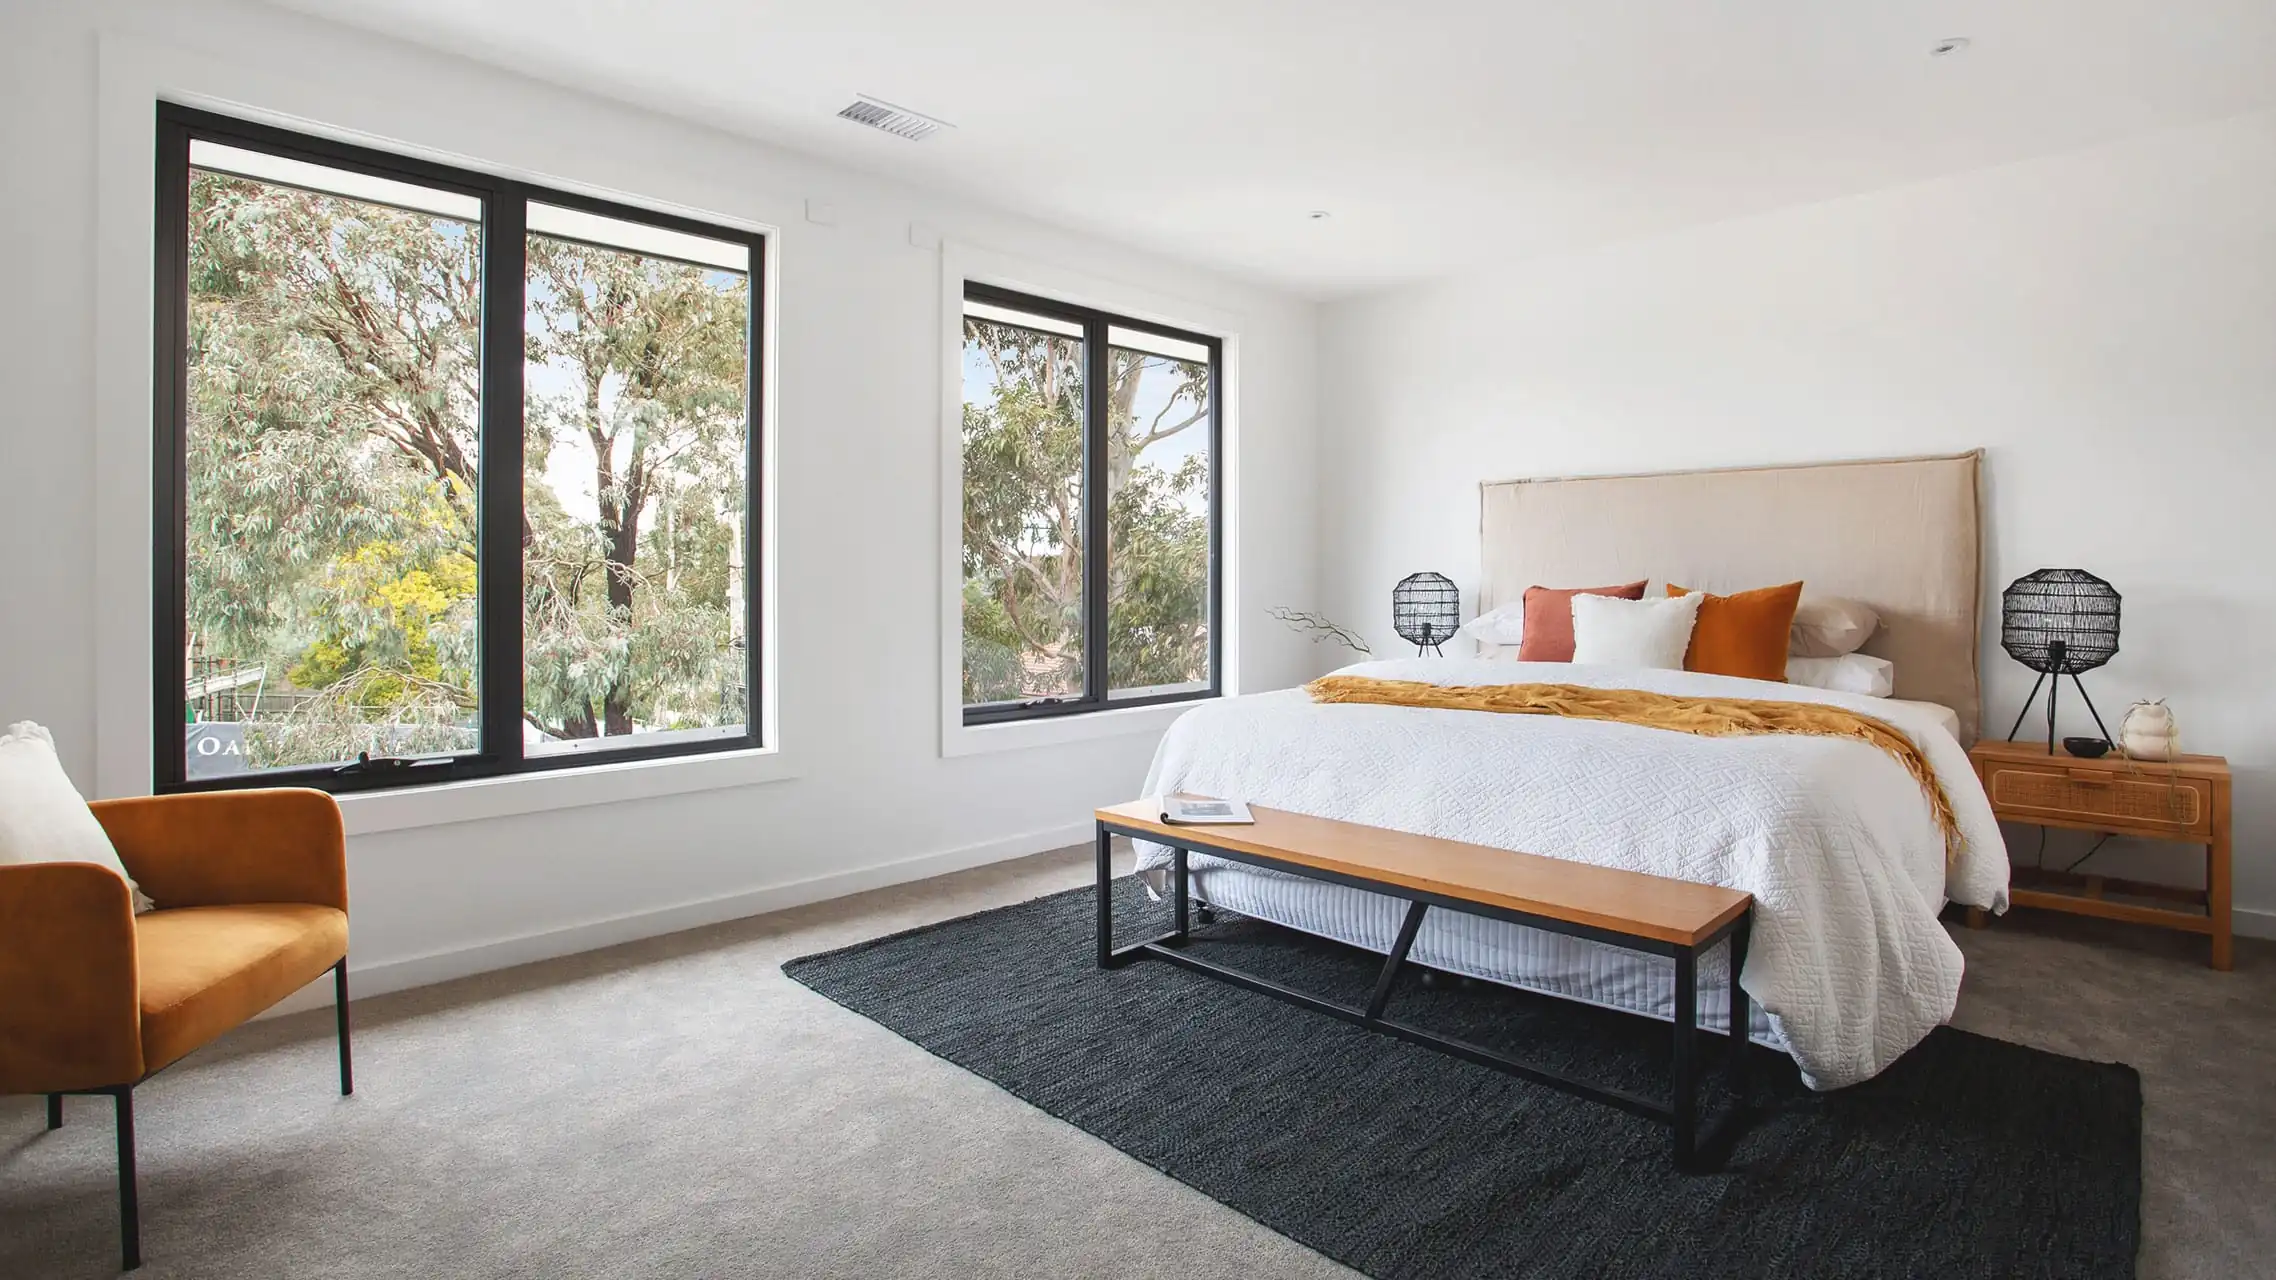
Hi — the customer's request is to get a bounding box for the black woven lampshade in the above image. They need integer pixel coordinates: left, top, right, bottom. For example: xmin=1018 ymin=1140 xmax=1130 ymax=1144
xmin=2001 ymin=569 xmax=2121 ymax=675
xmin=2000 ymin=568 xmax=2120 ymax=752
xmin=1393 ymin=572 xmax=1460 ymax=655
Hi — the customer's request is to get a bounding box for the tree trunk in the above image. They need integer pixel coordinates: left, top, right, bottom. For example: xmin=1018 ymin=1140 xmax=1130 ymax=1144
xmin=602 ymin=499 xmax=643 ymax=737
xmin=581 ymin=360 xmax=649 ymax=740
xmin=563 ymin=700 xmax=598 ymax=739
xmin=1106 ymin=354 xmax=1144 ymax=497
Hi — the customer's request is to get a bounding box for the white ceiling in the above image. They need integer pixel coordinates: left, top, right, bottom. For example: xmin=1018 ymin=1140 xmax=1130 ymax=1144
xmin=268 ymin=0 xmax=2276 ymax=299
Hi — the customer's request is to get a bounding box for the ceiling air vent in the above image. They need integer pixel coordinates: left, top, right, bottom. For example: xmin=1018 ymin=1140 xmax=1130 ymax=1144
xmin=836 ymin=96 xmax=951 ymax=142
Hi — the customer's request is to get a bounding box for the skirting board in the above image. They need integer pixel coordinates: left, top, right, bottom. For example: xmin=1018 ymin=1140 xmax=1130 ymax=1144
xmin=255 ymin=819 xmax=1095 ymax=1020
xmin=1994 ymin=905 xmax=2276 ymax=941
xmin=255 ymin=851 xmax=2276 ymax=1021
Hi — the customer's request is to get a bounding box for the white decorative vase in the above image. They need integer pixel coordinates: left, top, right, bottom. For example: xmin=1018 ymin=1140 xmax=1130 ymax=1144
xmin=2120 ymin=700 xmax=2180 ymax=761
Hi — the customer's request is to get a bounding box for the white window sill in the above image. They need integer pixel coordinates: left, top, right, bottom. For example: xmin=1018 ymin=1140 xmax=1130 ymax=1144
xmin=336 ymin=747 xmax=797 ymax=835
xmin=941 ymin=698 xmax=1207 ymax=759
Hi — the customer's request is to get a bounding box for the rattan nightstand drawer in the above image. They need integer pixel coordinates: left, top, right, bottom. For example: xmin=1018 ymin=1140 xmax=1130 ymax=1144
xmin=1983 ymin=764 xmax=2211 ymax=837
xmin=1966 ymin=739 xmax=2233 ymax=969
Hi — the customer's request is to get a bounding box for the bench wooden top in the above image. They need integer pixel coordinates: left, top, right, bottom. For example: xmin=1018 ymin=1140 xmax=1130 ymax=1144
xmin=1098 ymin=799 xmax=1751 ymax=947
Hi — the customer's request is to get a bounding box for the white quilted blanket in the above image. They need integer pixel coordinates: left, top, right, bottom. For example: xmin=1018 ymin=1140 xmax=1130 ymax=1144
xmin=1135 ymin=658 xmax=2009 ymax=1089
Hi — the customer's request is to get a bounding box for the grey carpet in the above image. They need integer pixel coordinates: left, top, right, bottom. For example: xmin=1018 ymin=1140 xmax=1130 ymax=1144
xmin=0 ymin=851 xmax=1361 ymax=1280
xmin=3 ymin=843 xmax=2263 ymax=1278
xmin=786 ymin=879 xmax=2142 ymax=1280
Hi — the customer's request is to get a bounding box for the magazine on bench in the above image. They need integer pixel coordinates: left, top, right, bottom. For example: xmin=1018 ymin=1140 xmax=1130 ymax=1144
xmin=1159 ymin=796 xmax=1254 ymax=825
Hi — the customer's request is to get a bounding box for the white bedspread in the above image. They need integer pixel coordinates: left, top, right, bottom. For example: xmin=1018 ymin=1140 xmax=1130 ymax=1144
xmin=1135 ymin=658 xmax=2009 ymax=1090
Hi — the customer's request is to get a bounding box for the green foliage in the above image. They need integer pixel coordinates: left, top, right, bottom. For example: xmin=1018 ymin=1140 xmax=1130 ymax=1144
xmin=1106 ymin=451 xmax=1211 ymax=688
xmin=959 ymin=319 xmax=1086 ymax=702
xmin=185 ymin=173 xmax=476 ymax=666
xmin=961 ymin=321 xmax=1212 ymax=704
xmin=961 ymin=579 xmax=1028 ymax=703
xmin=521 ymin=234 xmax=750 ymax=739
xmin=286 ymin=540 xmax=478 ymax=699
xmin=182 ymin=167 xmax=749 ymax=770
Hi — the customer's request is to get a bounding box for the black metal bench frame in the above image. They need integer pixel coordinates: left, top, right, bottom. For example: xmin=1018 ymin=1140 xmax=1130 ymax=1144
xmin=1094 ymin=819 xmax=1752 ymax=1168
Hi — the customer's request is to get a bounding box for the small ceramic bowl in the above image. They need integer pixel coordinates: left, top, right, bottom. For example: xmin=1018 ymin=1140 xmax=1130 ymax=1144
xmin=2063 ymin=736 xmax=2112 ymax=759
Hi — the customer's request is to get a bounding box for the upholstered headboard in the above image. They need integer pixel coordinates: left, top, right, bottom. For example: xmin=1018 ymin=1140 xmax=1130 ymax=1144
xmin=1478 ymin=451 xmax=1984 ymax=741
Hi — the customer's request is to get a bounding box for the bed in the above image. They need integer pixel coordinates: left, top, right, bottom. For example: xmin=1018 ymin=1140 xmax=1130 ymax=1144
xmin=1134 ymin=453 xmax=2010 ymax=1090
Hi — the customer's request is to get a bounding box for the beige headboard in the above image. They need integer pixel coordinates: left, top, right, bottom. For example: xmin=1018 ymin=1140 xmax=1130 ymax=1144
xmin=1479 ymin=451 xmax=1983 ymax=741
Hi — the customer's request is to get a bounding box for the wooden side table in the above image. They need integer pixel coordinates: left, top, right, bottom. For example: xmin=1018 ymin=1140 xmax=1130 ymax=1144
xmin=1966 ymin=739 xmax=2232 ymax=969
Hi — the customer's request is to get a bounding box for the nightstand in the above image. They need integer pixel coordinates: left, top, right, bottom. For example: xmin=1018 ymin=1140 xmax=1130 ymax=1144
xmin=1967 ymin=740 xmax=2232 ymax=969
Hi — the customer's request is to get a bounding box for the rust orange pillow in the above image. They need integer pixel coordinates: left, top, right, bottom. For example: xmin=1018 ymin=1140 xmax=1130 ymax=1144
xmin=1666 ymin=582 xmax=1804 ymax=681
xmin=1517 ymin=581 xmax=1649 ymax=662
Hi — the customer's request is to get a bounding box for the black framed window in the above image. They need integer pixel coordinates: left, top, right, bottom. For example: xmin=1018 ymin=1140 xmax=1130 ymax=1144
xmin=959 ymin=284 xmax=1221 ymax=725
xmin=155 ymin=104 xmax=764 ymax=794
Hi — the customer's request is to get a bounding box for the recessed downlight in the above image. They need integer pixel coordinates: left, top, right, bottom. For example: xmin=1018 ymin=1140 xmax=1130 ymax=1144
xmin=1307 ymin=210 xmax=1332 ymax=221
xmin=1929 ymin=36 xmax=1971 ymax=56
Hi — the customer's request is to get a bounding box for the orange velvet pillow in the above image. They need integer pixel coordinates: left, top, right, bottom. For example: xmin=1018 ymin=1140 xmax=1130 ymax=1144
xmin=1517 ymin=581 xmax=1649 ymax=662
xmin=1666 ymin=582 xmax=1804 ymax=681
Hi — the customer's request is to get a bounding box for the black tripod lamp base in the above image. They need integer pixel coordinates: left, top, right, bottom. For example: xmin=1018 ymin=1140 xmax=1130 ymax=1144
xmin=2006 ymin=649 xmax=2115 ymax=754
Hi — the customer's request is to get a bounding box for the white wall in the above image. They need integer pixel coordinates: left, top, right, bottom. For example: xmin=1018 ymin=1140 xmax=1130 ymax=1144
xmin=1318 ymin=110 xmax=2276 ymax=923
xmin=0 ymin=0 xmax=1317 ymax=999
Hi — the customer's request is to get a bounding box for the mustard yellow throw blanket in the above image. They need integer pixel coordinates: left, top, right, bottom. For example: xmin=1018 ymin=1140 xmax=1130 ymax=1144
xmin=1305 ymin=675 xmax=1962 ymax=864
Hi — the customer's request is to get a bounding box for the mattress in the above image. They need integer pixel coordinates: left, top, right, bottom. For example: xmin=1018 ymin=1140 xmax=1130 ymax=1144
xmin=1883 ymin=698 xmax=1961 ymax=742
xmin=1177 ymin=859 xmax=1777 ymax=1043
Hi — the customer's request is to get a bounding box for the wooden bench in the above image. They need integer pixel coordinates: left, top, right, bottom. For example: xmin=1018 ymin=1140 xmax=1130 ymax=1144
xmin=1094 ymin=799 xmax=1755 ymax=1168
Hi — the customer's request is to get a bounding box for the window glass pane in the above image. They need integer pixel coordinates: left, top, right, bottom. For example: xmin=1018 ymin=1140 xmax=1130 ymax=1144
xmin=961 ymin=305 xmax=1087 ymax=705
xmin=188 ymin=139 xmax=483 ymax=222
xmin=182 ymin=154 xmax=483 ymax=779
xmin=527 ymin=201 xmax=749 ymax=273
xmin=523 ymin=223 xmax=751 ymax=757
xmin=1106 ymin=343 xmax=1212 ymax=699
xmin=969 ymin=300 xmax=1082 ymax=340
xmin=1106 ymin=324 xmax=1210 ymax=364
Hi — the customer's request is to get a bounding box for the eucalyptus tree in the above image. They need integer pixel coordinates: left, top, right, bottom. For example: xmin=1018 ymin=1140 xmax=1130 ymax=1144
xmin=184 ymin=169 xmax=748 ymax=767
xmin=960 ymin=317 xmax=1212 ymax=704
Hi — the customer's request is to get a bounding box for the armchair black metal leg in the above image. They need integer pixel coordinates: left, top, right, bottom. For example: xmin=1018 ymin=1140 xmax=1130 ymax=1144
xmin=334 ymin=959 xmax=354 ymax=1097
xmin=47 ymin=1093 xmax=62 ymax=1130
xmin=114 ymin=1087 xmax=140 ymax=1271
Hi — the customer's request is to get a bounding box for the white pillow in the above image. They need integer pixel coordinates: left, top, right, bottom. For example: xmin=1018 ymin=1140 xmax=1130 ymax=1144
xmin=1569 ymin=592 xmax=1703 ymax=671
xmin=0 ymin=722 xmax=152 ymax=912
xmin=1790 ymin=596 xmax=1880 ymax=658
xmin=1458 ymin=600 xmax=1526 ymax=646
xmin=1787 ymin=653 xmax=1896 ymax=697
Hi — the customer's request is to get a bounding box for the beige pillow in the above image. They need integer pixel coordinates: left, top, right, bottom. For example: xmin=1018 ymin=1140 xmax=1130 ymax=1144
xmin=1789 ymin=597 xmax=1880 ymax=658
xmin=0 ymin=721 xmax=153 ymax=911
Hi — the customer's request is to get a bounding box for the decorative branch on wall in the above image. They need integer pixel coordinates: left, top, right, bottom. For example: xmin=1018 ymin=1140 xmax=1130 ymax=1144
xmin=1265 ymin=607 xmax=1373 ymax=656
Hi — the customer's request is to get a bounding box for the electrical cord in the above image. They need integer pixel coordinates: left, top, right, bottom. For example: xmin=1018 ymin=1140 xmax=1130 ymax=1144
xmin=2059 ymin=833 xmax=2116 ymax=875
xmin=2033 ymin=709 xmax=2187 ymax=879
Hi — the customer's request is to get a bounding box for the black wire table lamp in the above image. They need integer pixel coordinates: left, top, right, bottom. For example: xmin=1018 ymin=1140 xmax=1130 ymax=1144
xmin=1393 ymin=572 xmax=1459 ymax=656
xmin=2001 ymin=568 xmax=2120 ymax=751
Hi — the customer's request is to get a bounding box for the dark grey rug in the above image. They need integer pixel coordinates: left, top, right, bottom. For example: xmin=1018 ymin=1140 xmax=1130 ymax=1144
xmin=784 ymin=880 xmax=2139 ymax=1280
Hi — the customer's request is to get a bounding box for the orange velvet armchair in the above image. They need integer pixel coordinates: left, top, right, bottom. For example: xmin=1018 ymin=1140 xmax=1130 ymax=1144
xmin=0 ymin=788 xmax=352 ymax=1271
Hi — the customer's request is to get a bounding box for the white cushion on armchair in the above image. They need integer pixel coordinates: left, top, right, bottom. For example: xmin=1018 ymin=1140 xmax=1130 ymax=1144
xmin=0 ymin=721 xmax=152 ymax=911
